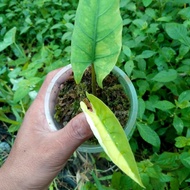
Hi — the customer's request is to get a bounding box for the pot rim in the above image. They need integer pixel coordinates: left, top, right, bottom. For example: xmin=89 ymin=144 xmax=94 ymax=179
xmin=45 ymin=64 xmax=72 ymax=131
xmin=44 ymin=64 xmax=138 ymax=153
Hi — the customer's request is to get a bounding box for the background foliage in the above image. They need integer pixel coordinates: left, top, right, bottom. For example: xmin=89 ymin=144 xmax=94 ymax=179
xmin=0 ymin=0 xmax=190 ymax=189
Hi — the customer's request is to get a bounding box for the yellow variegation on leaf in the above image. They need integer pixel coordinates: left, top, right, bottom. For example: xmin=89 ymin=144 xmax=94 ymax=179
xmin=80 ymin=93 xmax=144 ymax=188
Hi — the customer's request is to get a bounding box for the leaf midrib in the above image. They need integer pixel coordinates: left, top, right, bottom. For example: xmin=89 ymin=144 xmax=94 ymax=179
xmin=91 ymin=0 xmax=121 ymax=62
xmin=91 ymin=0 xmax=100 ymax=62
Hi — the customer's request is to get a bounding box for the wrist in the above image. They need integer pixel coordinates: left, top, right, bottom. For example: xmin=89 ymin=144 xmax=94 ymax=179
xmin=0 ymin=165 xmax=19 ymax=190
xmin=0 ymin=165 xmax=48 ymax=190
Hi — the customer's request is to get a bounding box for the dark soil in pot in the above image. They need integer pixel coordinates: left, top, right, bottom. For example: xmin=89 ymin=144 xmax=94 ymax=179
xmin=54 ymin=67 xmax=130 ymax=144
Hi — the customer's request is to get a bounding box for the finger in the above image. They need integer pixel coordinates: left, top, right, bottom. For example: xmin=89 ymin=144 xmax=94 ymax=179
xmin=54 ymin=113 xmax=92 ymax=157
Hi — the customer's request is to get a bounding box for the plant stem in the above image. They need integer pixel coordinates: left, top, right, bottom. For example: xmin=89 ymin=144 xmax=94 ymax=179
xmin=20 ymin=100 xmax=26 ymax=114
xmin=91 ymin=64 xmax=97 ymax=96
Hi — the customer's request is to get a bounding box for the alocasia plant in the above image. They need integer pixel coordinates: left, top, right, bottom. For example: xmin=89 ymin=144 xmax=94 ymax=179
xmin=71 ymin=0 xmax=144 ymax=187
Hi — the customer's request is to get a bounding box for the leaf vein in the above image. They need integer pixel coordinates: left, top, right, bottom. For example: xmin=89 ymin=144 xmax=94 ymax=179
xmin=98 ymin=0 xmax=115 ymax=18
xmin=97 ymin=22 xmax=122 ymax=43
xmin=95 ymin=51 xmax=119 ymax=60
xmin=91 ymin=0 xmax=100 ymax=61
xmin=74 ymin=43 xmax=92 ymax=58
xmin=76 ymin=21 xmax=94 ymax=41
xmin=72 ymin=60 xmax=92 ymax=64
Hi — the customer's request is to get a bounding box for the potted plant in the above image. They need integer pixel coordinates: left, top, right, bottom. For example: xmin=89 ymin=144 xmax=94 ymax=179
xmin=45 ymin=65 xmax=138 ymax=152
xmin=45 ymin=0 xmax=144 ymax=187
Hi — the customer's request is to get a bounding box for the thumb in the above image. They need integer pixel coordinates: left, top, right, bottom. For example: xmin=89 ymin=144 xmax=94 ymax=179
xmin=54 ymin=113 xmax=92 ymax=157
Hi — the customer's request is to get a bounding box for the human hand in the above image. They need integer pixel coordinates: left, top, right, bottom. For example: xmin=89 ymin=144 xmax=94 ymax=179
xmin=0 ymin=68 xmax=92 ymax=190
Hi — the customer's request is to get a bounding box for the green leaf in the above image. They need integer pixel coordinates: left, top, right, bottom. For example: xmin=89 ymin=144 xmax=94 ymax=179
xmin=178 ymin=7 xmax=190 ymax=20
xmin=160 ymin=47 xmax=176 ymax=62
xmin=165 ymin=23 xmax=187 ymax=38
xmin=146 ymin=23 xmax=159 ymax=34
xmin=80 ymin=93 xmax=144 ymax=187
xmin=123 ymin=45 xmax=132 ymax=57
xmin=178 ymin=90 xmax=190 ymax=103
xmin=186 ymin=179 xmax=190 ymax=183
xmin=120 ymin=0 xmax=130 ymax=7
xmin=0 ymin=110 xmax=20 ymax=125
xmin=175 ymin=136 xmax=190 ymax=148
xmin=157 ymin=16 xmax=172 ymax=22
xmin=81 ymin=182 xmax=97 ymax=190
xmin=171 ymin=0 xmax=190 ymax=4
xmin=142 ymin=0 xmax=152 ymax=7
xmin=111 ymin=172 xmax=122 ymax=189
xmin=177 ymin=45 xmax=190 ymax=61
xmin=136 ymin=50 xmax=156 ymax=59
xmin=8 ymin=124 xmax=20 ymax=133
xmin=170 ymin=178 xmax=179 ymax=190
xmin=8 ymin=57 xmax=29 ymax=67
xmin=165 ymin=23 xmax=190 ymax=47
xmin=175 ymin=100 xmax=190 ymax=109
xmin=147 ymin=114 xmax=155 ymax=124
xmin=132 ymin=70 xmax=146 ymax=79
xmin=0 ymin=27 xmax=16 ymax=52
xmin=175 ymin=90 xmax=190 ymax=109
xmin=137 ymin=58 xmax=146 ymax=71
xmin=145 ymin=8 xmax=156 ymax=19
xmin=133 ymin=19 xmax=148 ymax=30
xmin=111 ymin=172 xmax=133 ymax=189
xmin=177 ymin=167 xmax=190 ymax=184
xmin=91 ymin=172 xmax=114 ymax=190
xmin=152 ymin=152 xmax=179 ymax=170
xmin=137 ymin=80 xmax=149 ymax=96
xmin=138 ymin=98 xmax=146 ymax=119
xmin=13 ymin=84 xmax=30 ymax=103
xmin=71 ymin=0 xmax=122 ymax=87
xmin=137 ymin=122 xmax=161 ymax=148
xmin=154 ymin=100 xmax=175 ymax=111
xmin=180 ymin=152 xmax=190 ymax=169
xmin=152 ymin=69 xmax=178 ymax=82
xmin=179 ymin=45 xmax=190 ymax=59
xmin=124 ymin=60 xmax=134 ymax=76
xmin=13 ymin=77 xmax=41 ymax=103
xmin=173 ymin=115 xmax=184 ymax=135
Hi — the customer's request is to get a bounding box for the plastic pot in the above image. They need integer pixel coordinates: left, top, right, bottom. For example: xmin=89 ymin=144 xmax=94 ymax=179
xmin=44 ymin=64 xmax=138 ymax=153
